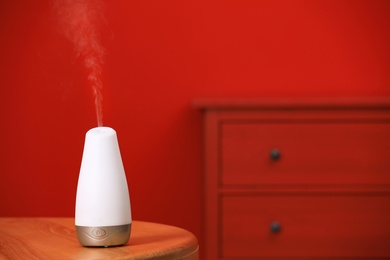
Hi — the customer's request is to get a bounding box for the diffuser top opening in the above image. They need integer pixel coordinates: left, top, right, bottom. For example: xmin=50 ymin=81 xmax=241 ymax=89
xmin=87 ymin=126 xmax=116 ymax=136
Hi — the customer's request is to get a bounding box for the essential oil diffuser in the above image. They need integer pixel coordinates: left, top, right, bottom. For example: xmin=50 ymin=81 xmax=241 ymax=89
xmin=75 ymin=127 xmax=132 ymax=247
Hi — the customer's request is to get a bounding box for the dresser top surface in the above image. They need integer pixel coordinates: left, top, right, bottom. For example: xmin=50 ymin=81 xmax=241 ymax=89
xmin=193 ymin=98 xmax=390 ymax=110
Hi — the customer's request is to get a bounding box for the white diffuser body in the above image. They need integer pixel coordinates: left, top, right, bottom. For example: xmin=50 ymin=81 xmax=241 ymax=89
xmin=75 ymin=127 xmax=132 ymax=247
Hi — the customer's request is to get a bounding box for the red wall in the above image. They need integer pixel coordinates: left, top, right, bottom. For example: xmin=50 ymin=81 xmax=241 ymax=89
xmin=1 ymin=0 xmax=389 ymax=248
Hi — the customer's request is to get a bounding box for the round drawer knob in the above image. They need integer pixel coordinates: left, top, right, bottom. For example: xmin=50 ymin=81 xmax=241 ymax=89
xmin=270 ymin=149 xmax=281 ymax=161
xmin=270 ymin=221 xmax=281 ymax=233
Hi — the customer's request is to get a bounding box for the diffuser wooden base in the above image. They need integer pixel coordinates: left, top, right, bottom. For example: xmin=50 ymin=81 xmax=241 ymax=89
xmin=0 ymin=218 xmax=199 ymax=260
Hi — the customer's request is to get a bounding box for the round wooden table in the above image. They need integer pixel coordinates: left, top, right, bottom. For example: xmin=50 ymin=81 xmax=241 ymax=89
xmin=0 ymin=218 xmax=199 ymax=259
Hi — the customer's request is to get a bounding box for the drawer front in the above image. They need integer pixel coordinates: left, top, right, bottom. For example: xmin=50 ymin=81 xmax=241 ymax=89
xmin=222 ymin=194 xmax=390 ymax=258
xmin=221 ymin=122 xmax=390 ymax=186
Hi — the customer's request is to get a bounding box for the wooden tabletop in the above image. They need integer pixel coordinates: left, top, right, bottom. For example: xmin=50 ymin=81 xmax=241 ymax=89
xmin=0 ymin=218 xmax=199 ymax=260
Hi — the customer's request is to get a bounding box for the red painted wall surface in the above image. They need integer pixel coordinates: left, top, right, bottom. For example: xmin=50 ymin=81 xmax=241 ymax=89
xmin=1 ymin=0 xmax=389 ymax=248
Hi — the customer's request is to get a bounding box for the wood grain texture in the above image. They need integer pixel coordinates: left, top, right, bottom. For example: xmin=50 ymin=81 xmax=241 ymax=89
xmin=0 ymin=218 xmax=198 ymax=260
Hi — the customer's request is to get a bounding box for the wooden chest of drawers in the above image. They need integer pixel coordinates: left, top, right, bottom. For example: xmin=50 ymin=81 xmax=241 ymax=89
xmin=196 ymin=99 xmax=390 ymax=260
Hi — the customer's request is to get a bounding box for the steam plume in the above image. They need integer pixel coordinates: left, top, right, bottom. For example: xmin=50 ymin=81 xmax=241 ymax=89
xmin=54 ymin=0 xmax=105 ymax=127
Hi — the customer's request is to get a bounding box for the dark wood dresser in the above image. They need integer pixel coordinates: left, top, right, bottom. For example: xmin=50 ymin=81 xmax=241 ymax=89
xmin=195 ymin=99 xmax=390 ymax=260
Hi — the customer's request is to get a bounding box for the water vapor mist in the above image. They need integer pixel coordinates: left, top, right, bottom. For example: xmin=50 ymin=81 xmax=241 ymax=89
xmin=54 ymin=0 xmax=106 ymax=127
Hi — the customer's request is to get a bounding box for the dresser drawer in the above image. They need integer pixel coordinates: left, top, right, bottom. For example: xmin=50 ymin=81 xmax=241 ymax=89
xmin=222 ymin=194 xmax=390 ymax=258
xmin=222 ymin=121 xmax=390 ymax=186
